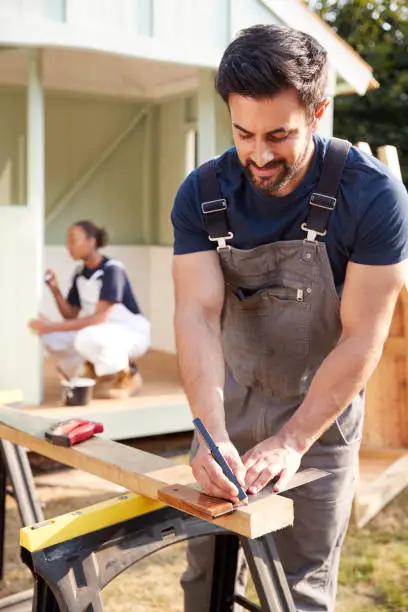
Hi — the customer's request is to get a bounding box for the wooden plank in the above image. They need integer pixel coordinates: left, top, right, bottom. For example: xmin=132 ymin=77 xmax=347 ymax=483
xmin=377 ymin=145 xmax=403 ymax=181
xmin=383 ymin=336 xmax=406 ymax=357
xmin=400 ymin=289 xmax=408 ymax=446
xmin=352 ymin=140 xmax=408 ymax=525
xmin=159 ymin=468 xmax=328 ymax=521
xmin=0 ymin=405 xmax=293 ymax=539
xmin=355 ymin=451 xmax=408 ymax=528
xmin=359 ymin=447 xmax=407 ymax=461
xmin=0 ymin=589 xmax=33 ymax=611
xmin=364 ymin=353 xmax=406 ymax=448
xmin=355 ymin=141 xmax=373 ymax=155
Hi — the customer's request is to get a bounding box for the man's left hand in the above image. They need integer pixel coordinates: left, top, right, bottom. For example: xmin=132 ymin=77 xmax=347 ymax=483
xmin=243 ymin=436 xmax=302 ymax=495
xmin=28 ymin=318 xmax=53 ymax=335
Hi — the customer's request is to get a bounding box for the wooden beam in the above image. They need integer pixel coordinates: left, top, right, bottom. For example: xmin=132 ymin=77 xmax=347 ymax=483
xmin=377 ymin=145 xmax=403 ymax=182
xmin=355 ymin=451 xmax=408 ymax=528
xmin=383 ymin=336 xmax=406 ymax=356
xmin=355 ymin=141 xmax=372 ymax=155
xmin=0 ymin=406 xmax=293 ymax=539
xmin=359 ymin=447 xmax=408 ymax=461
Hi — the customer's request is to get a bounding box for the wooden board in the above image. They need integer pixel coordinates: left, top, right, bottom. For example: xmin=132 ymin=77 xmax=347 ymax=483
xmin=356 ymin=142 xmax=408 ymax=451
xmin=158 ymin=468 xmax=328 ymax=520
xmin=354 ymin=447 xmax=408 ymax=527
xmin=0 ymin=405 xmax=293 ymax=539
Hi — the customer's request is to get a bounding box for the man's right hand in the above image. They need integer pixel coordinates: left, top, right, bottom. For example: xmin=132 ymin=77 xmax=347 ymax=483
xmin=44 ymin=269 xmax=58 ymax=291
xmin=191 ymin=439 xmax=247 ymax=504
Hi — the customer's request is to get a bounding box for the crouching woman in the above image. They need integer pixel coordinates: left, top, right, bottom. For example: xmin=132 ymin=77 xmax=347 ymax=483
xmin=28 ymin=220 xmax=150 ymax=399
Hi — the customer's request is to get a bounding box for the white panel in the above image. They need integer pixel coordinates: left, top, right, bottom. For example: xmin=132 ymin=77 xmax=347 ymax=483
xmin=316 ymin=101 xmax=333 ymax=138
xmin=0 ymin=0 xmax=21 ymax=12
xmin=230 ymin=0 xmax=280 ymax=39
xmin=153 ymin=0 xmax=227 ymax=50
xmin=137 ymin=0 xmax=152 ymax=37
xmin=317 ymin=67 xmax=335 ymax=138
xmin=45 ymin=0 xmax=66 ymax=22
xmin=0 ymin=207 xmax=43 ymax=402
xmin=65 ymin=0 xmax=148 ymax=34
xmin=149 ymin=246 xmax=175 ymax=353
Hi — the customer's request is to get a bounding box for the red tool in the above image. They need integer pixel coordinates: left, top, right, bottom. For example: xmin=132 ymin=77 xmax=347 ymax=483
xmin=45 ymin=419 xmax=104 ymax=447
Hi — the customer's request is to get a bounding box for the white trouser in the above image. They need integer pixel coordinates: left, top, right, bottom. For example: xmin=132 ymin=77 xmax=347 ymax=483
xmin=42 ymin=315 xmax=151 ymax=377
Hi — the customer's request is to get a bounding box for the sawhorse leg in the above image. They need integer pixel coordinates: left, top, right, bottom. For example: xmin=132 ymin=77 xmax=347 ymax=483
xmin=0 ymin=440 xmax=44 ymax=582
xmin=0 ymin=440 xmax=44 ymax=526
xmin=0 ymin=449 xmax=6 ymax=580
xmin=210 ymin=533 xmax=296 ymax=612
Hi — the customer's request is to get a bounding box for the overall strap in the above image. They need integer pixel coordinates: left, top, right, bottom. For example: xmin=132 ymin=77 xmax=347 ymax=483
xmin=302 ymin=137 xmax=351 ymax=242
xmin=198 ymin=159 xmax=233 ymax=250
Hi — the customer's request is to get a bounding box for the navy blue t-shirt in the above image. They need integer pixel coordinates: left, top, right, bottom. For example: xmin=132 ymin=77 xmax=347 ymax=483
xmin=171 ymin=135 xmax=408 ymax=289
xmin=67 ymin=257 xmax=141 ymax=315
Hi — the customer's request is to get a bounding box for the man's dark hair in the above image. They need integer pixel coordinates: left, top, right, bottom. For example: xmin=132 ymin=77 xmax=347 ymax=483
xmin=215 ymin=24 xmax=328 ymax=117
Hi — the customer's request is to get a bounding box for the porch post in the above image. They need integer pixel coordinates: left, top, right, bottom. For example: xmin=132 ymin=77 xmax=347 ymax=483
xmin=197 ymin=69 xmax=217 ymax=164
xmin=27 ymin=48 xmax=45 ymax=402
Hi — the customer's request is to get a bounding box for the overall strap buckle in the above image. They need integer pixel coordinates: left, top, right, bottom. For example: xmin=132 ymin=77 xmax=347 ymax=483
xmin=199 ymin=160 xmax=233 ymax=251
xmin=302 ymin=138 xmax=351 ymax=242
xmin=201 ymin=199 xmax=233 ymax=249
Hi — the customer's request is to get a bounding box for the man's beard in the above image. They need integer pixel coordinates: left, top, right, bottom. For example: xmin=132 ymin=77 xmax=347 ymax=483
xmin=244 ymin=142 xmax=311 ymax=197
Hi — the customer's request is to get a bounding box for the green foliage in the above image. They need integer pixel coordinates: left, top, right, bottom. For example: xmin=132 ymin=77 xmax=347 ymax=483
xmin=305 ymin=0 xmax=408 ymax=185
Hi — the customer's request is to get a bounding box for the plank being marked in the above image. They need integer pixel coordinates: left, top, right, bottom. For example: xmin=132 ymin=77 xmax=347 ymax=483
xmin=0 ymin=405 xmax=294 ymax=538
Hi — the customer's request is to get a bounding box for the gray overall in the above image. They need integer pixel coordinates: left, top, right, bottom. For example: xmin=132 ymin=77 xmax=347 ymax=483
xmin=181 ymin=139 xmax=364 ymax=612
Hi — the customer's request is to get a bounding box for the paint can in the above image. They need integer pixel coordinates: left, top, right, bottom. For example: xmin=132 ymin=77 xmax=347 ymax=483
xmin=61 ymin=378 xmax=95 ymax=406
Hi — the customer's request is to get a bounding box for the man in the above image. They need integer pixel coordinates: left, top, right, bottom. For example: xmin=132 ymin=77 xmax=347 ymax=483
xmin=171 ymin=24 xmax=408 ymax=612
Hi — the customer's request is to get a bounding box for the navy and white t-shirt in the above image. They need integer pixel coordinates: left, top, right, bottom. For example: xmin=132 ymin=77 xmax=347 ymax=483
xmin=67 ymin=257 xmax=141 ymax=324
xmin=171 ymin=134 xmax=408 ymax=289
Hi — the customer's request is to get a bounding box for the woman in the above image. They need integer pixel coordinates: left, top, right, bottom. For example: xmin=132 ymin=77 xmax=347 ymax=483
xmin=28 ymin=220 xmax=151 ymax=399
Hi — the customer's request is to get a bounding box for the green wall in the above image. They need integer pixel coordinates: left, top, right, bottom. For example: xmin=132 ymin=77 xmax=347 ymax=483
xmin=156 ymin=96 xmax=188 ymax=245
xmin=0 ymin=85 xmax=233 ymax=246
xmin=0 ymin=88 xmax=26 ymax=206
xmin=45 ymin=95 xmax=147 ymax=244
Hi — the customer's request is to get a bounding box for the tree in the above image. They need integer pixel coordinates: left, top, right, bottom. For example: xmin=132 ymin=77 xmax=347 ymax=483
xmin=306 ymin=0 xmax=408 ymax=184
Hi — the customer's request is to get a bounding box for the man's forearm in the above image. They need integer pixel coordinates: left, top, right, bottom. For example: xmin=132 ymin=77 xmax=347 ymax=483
xmin=175 ymin=311 xmax=228 ymax=441
xmin=51 ymin=288 xmax=77 ymax=319
xmin=279 ymin=334 xmax=384 ymax=452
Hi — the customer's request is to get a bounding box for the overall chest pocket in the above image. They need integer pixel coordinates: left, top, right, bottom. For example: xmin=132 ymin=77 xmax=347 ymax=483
xmin=222 ymin=285 xmax=313 ymax=397
xmin=229 ymin=285 xmax=311 ymax=355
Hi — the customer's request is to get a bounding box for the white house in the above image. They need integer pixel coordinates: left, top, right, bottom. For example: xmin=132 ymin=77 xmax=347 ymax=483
xmin=0 ymin=0 xmax=376 ymax=431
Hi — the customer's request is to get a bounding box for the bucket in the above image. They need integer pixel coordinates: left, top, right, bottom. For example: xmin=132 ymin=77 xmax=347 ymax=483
xmin=61 ymin=378 xmax=95 ymax=406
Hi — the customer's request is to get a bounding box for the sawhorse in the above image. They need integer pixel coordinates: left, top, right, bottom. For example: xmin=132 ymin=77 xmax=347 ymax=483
xmin=20 ymin=492 xmax=296 ymax=611
xmin=0 ymin=391 xmax=44 ymax=580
